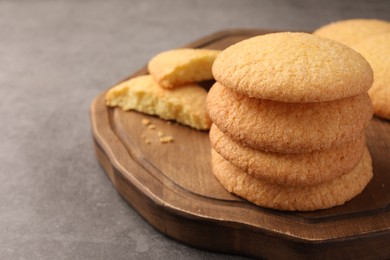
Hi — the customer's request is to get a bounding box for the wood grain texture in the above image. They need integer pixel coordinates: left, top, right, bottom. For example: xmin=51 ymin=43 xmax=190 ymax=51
xmin=90 ymin=29 xmax=390 ymax=259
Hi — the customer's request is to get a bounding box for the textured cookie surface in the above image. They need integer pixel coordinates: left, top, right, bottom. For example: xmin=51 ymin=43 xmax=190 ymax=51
xmin=314 ymin=19 xmax=390 ymax=47
xmin=210 ymin=124 xmax=366 ymax=186
xmin=353 ymin=33 xmax=390 ymax=120
xmin=212 ymin=32 xmax=373 ymax=102
xmin=148 ymin=48 xmax=220 ymax=88
xmin=105 ymin=75 xmax=211 ymax=130
xmin=211 ymin=148 xmax=373 ymax=211
xmin=207 ymin=83 xmax=372 ymax=153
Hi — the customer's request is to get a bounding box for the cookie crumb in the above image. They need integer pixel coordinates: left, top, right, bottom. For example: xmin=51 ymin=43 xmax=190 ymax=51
xmin=159 ymin=136 xmax=174 ymax=143
xmin=142 ymin=118 xmax=151 ymax=126
xmin=157 ymin=131 xmax=164 ymax=137
xmin=147 ymin=124 xmax=156 ymax=130
xmin=144 ymin=139 xmax=151 ymax=145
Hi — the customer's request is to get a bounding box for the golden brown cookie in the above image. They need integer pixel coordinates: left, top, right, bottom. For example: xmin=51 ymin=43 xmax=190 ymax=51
xmin=314 ymin=19 xmax=390 ymax=47
xmin=207 ymin=83 xmax=372 ymax=153
xmin=210 ymin=124 xmax=366 ymax=186
xmin=211 ymin=148 xmax=373 ymax=211
xmin=105 ymin=75 xmax=211 ymax=130
xmin=353 ymin=33 xmax=390 ymax=120
xmin=212 ymin=32 xmax=373 ymax=102
xmin=148 ymin=48 xmax=220 ymax=88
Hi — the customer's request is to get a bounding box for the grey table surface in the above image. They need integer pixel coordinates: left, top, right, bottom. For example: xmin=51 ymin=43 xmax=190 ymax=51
xmin=1 ymin=0 xmax=389 ymax=259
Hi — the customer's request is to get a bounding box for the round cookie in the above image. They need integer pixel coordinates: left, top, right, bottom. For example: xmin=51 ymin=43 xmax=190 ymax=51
xmin=212 ymin=32 xmax=373 ymax=102
xmin=210 ymin=124 xmax=366 ymax=186
xmin=353 ymin=33 xmax=390 ymax=120
xmin=314 ymin=19 xmax=390 ymax=47
xmin=211 ymin=148 xmax=373 ymax=211
xmin=207 ymin=83 xmax=372 ymax=153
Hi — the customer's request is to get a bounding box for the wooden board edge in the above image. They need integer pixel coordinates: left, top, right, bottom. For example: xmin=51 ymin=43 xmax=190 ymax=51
xmin=89 ymin=29 xmax=390 ymax=259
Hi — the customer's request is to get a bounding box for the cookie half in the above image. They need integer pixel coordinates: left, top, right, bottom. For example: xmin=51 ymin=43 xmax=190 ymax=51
xmin=210 ymin=124 xmax=366 ymax=186
xmin=353 ymin=33 xmax=390 ymax=120
xmin=105 ymin=75 xmax=211 ymax=130
xmin=211 ymin=148 xmax=373 ymax=211
xmin=148 ymin=48 xmax=220 ymax=88
xmin=212 ymin=32 xmax=373 ymax=102
xmin=207 ymin=83 xmax=372 ymax=153
xmin=314 ymin=19 xmax=390 ymax=47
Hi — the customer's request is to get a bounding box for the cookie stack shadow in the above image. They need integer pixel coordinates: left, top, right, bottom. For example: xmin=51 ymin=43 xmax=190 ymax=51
xmin=207 ymin=32 xmax=374 ymax=211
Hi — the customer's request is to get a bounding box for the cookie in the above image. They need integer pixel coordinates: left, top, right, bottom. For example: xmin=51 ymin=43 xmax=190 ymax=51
xmin=212 ymin=32 xmax=373 ymax=102
xmin=211 ymin=147 xmax=373 ymax=211
xmin=148 ymin=48 xmax=220 ymax=88
xmin=207 ymin=83 xmax=372 ymax=153
xmin=210 ymin=124 xmax=366 ymax=186
xmin=105 ymin=75 xmax=211 ymax=130
xmin=353 ymin=33 xmax=390 ymax=120
xmin=314 ymin=19 xmax=390 ymax=47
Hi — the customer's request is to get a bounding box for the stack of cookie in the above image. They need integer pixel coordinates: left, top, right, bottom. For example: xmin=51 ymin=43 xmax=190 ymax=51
xmin=207 ymin=32 xmax=374 ymax=211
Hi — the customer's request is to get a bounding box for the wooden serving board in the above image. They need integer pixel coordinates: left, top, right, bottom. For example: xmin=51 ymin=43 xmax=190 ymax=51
xmin=90 ymin=29 xmax=390 ymax=259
